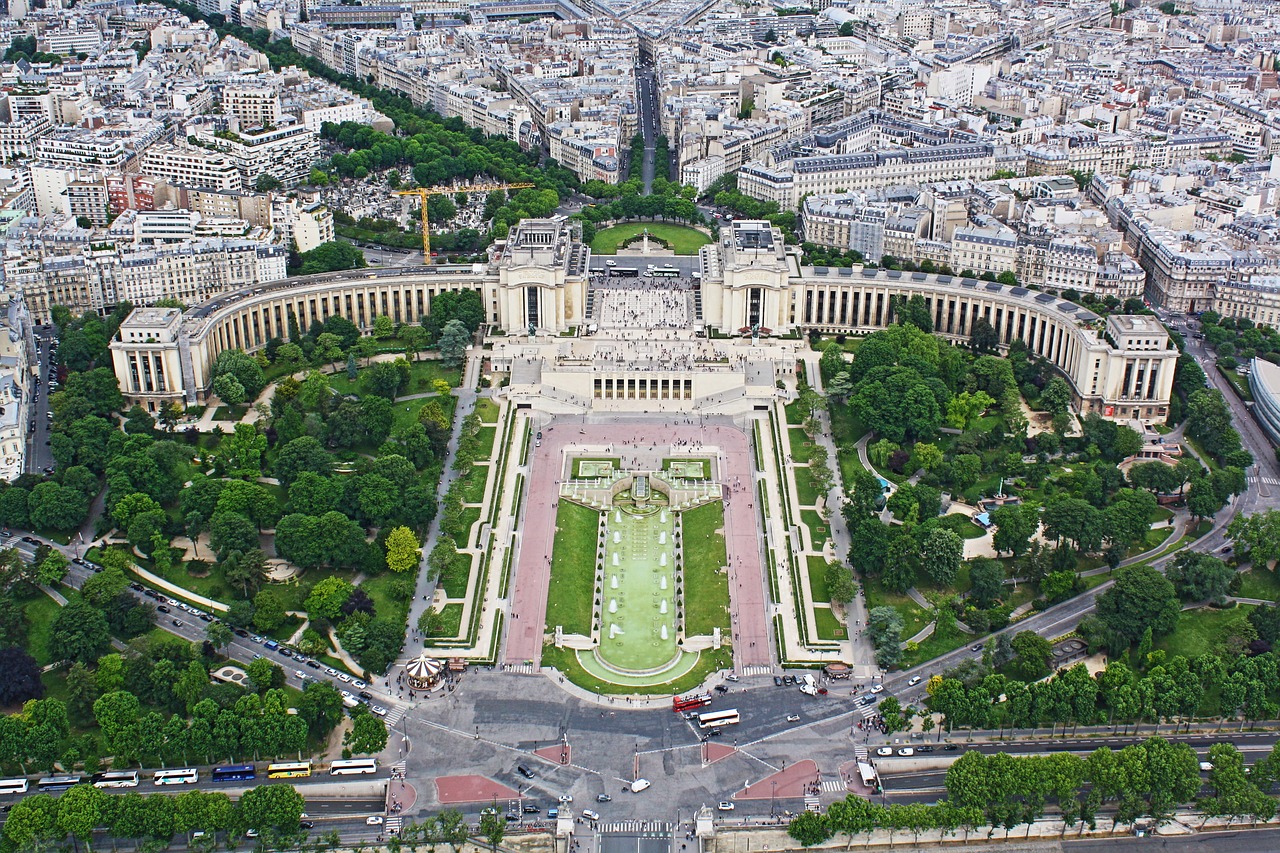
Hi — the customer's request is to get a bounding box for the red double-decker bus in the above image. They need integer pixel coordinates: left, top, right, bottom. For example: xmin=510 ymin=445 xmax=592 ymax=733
xmin=673 ymin=692 xmax=712 ymax=713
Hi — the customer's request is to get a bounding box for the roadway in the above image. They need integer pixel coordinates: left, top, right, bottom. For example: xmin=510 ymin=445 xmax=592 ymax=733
xmin=25 ymin=327 xmax=56 ymax=474
xmin=635 ymin=61 xmax=659 ymax=193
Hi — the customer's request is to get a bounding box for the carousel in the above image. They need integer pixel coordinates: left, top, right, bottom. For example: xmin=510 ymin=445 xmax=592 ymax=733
xmin=404 ymin=653 xmax=445 ymax=690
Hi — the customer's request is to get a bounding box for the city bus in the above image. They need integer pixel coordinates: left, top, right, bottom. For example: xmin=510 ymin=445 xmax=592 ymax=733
xmin=329 ymin=759 xmax=378 ymax=776
xmin=696 ymin=709 xmax=740 ymax=728
xmin=38 ymin=776 xmax=84 ymax=792
xmin=672 ymin=692 xmax=712 ymax=714
xmin=92 ymin=770 xmax=140 ymax=789
xmin=266 ymin=761 xmax=313 ymax=779
xmin=153 ymin=768 xmax=199 ymax=786
xmin=210 ymin=765 xmax=257 ymax=783
xmin=652 ymin=267 xmax=679 ymax=277
xmin=612 ymin=267 xmax=639 ymax=277
xmin=0 ymin=778 xmax=29 ymax=795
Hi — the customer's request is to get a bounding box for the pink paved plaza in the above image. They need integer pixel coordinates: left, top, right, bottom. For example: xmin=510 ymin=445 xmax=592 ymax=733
xmin=504 ymin=422 xmax=771 ymax=672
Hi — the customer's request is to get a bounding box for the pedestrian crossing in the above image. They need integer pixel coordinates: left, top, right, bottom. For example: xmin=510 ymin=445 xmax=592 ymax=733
xmin=740 ymin=665 xmax=773 ymax=677
xmin=804 ymin=797 xmax=821 ymax=813
xmin=858 ymin=703 xmax=879 ymax=720
xmin=1247 ymin=475 xmax=1280 ymax=485
xmin=504 ymin=663 xmax=536 ymax=674
xmin=389 ymin=760 xmax=406 ymax=775
xmin=385 ymin=816 xmax=403 ymax=835
xmin=383 ymin=706 xmax=406 ymax=726
xmin=820 ymin=778 xmax=848 ymax=793
xmin=598 ymin=821 xmax=672 ymax=834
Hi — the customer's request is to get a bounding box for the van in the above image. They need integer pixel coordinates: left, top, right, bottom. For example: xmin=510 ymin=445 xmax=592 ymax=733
xmin=516 ymin=764 xmax=535 ymax=779
xmin=630 ymin=779 xmax=651 ymax=793
xmin=264 ymin=640 xmax=280 ymax=651
xmin=547 ymin=808 xmax=559 ymax=819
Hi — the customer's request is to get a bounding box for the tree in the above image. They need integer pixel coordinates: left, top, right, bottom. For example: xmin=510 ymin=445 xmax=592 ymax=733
xmin=384 ymin=525 xmax=422 ymax=573
xmin=788 ymin=811 xmax=833 ymax=847
xmin=343 ymin=707 xmax=388 ymax=754
xmin=48 ymin=601 xmax=111 ymax=664
xmin=295 ymin=681 xmax=344 ymax=736
xmin=479 ymin=808 xmax=506 ymax=852
xmin=211 ymin=349 xmax=265 ymax=401
xmin=1228 ymin=509 xmax=1280 ymax=568
xmin=245 ymin=657 xmax=282 ymax=694
xmin=438 ymin=319 xmax=470 ymax=367
xmin=1043 ymin=497 xmax=1104 ymax=553
xmin=867 ymin=606 xmax=904 ymax=669
xmin=223 ymin=549 xmax=268 ymax=599
xmin=298 ymin=241 xmax=367 ymax=275
xmin=305 ymin=576 xmax=355 ymax=622
xmin=36 ymin=550 xmax=69 ymax=587
xmin=0 ymin=647 xmax=44 ymax=704
xmin=920 ymin=527 xmax=962 ymax=587
xmin=1106 ymin=489 xmax=1158 ymax=546
xmin=992 ymin=504 xmax=1037 ymax=558
xmin=94 ymin=690 xmax=143 ymax=760
xmin=237 ymin=784 xmax=305 ymax=831
xmin=1009 ymin=631 xmax=1053 ymax=681
xmin=1166 ymin=551 xmax=1234 ymax=604
xmin=56 ymin=782 xmax=109 ymax=842
xmin=969 ymin=558 xmax=1005 ymax=608
xmin=252 ymin=589 xmax=287 ymax=632
xmin=212 ymin=372 xmax=246 ymax=406
xmin=209 ymin=511 xmax=257 ymax=559
xmin=1096 ymin=565 xmax=1180 ymax=647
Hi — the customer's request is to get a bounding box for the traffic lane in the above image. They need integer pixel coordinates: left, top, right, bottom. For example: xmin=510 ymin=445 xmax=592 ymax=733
xmin=1065 ymin=826 xmax=1280 ymax=852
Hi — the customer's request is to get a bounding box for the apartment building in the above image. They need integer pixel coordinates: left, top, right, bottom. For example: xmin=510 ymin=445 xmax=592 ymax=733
xmin=222 ymin=84 xmax=283 ymax=130
xmin=142 ymin=144 xmax=243 ymax=192
xmin=192 ymin=121 xmax=321 ymax=189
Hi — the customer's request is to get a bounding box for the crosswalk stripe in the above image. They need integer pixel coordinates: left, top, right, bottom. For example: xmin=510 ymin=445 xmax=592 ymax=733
xmin=598 ymin=821 xmax=672 ymax=833
xmin=821 ymin=778 xmax=847 ymax=793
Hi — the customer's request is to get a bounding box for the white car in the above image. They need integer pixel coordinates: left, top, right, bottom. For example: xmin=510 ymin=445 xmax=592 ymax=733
xmin=340 ymin=690 xmax=354 ymax=700
xmin=897 ymin=748 xmax=915 ymax=757
xmin=558 ymin=795 xmax=573 ymax=804
xmin=786 ymin=715 xmax=800 ymax=723
xmin=167 ymin=598 xmax=179 ymax=607
xmin=1200 ymin=761 xmax=1214 ymax=772
xmin=907 ymin=676 xmax=922 ymax=687
xmin=326 ymin=667 xmax=338 ymax=676
xmin=717 ymin=802 xmax=734 ymax=811
xmin=338 ymin=673 xmax=352 ymax=683
xmin=353 ymin=679 xmax=367 ymax=689
xmin=371 ymin=706 xmax=388 ymax=717
xmin=581 ymin=809 xmax=600 ymax=821
xmin=366 ymin=816 xmax=384 ymax=826
xmin=870 ymin=684 xmax=884 ymax=694
xmin=876 ymin=747 xmax=893 ymax=757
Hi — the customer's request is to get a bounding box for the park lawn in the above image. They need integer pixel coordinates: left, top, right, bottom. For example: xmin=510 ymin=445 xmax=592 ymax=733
xmin=475 ymin=398 xmax=500 ymax=424
xmin=541 ymin=643 xmax=732 ymax=696
xmin=359 ymin=572 xmax=412 ymax=628
xmin=800 ymin=509 xmax=828 ymax=545
xmin=1156 ymin=605 xmax=1255 ymax=661
xmin=806 ymin=555 xmax=832 ymax=603
xmin=937 ymin=512 xmax=986 ymax=540
xmin=1149 ymin=507 xmax=1175 ymax=524
xmin=213 ymin=405 xmax=248 ymax=422
xmin=828 ymin=406 xmax=867 ymax=490
xmin=682 ymin=502 xmax=731 ymax=635
xmin=264 ymin=615 xmax=304 ymax=644
xmin=1237 ymin=569 xmax=1280 ymax=602
xmin=794 ymin=467 xmax=822 ymax=507
xmin=1126 ymin=525 xmax=1173 ymax=558
xmin=425 ymin=603 xmax=464 ymax=639
xmin=545 ymin=501 xmax=600 ymax=635
xmin=456 ymin=507 xmax=482 ymax=547
xmin=784 ymin=401 xmax=807 ymax=425
xmin=329 ymin=359 xmax=462 ymax=398
xmin=459 ymin=463 xmax=490 ymax=504
xmin=788 ymin=429 xmax=815 ymax=464
xmin=590 ymin=222 xmax=710 ymax=255
xmin=862 ymin=576 xmax=930 ymax=639
xmin=24 ymin=593 xmax=62 ymax=667
xmin=165 ymin=559 xmax=235 ymax=604
xmin=474 ymin=426 xmax=497 ymax=460
xmin=439 ymin=551 xmax=473 ymax=599
xmin=813 ymin=606 xmax=846 ymax=641
xmin=901 ymin=623 xmax=969 ymax=669
xmin=391 ymin=395 xmax=456 ymax=433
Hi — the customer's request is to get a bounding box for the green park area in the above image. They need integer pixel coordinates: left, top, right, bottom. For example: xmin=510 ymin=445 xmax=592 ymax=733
xmin=590 ymin=222 xmax=711 ymax=255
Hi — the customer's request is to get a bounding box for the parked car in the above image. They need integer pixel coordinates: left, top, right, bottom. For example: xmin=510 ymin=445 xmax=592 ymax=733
xmin=717 ymin=803 xmax=734 ymax=811
xmin=897 ymin=748 xmax=915 ymax=757
xmin=875 ymin=747 xmax=893 ymax=757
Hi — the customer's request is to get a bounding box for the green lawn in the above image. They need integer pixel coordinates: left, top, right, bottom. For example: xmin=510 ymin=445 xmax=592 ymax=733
xmin=391 ymin=394 xmax=456 ymax=433
xmin=474 ymin=426 xmax=497 ymax=460
xmin=937 ymin=512 xmax=986 ymax=540
xmin=590 ymin=222 xmax=710 ymax=255
xmin=788 ymin=429 xmax=815 ymax=463
xmin=541 ymin=642 xmax=733 ymax=696
xmin=901 ymin=621 xmax=969 ymax=669
xmin=456 ymin=506 xmax=482 ymax=547
xmin=459 ymin=464 xmax=490 ymax=504
xmin=264 ymin=615 xmax=303 ymax=643
xmin=813 ymin=606 xmax=846 ymax=641
xmin=794 ymin=467 xmax=821 ymax=506
xmin=784 ymin=401 xmax=807 ymax=425
xmin=359 ymin=572 xmax=412 ymax=629
xmin=474 ymin=398 xmax=500 ymax=423
xmin=24 ymin=593 xmax=63 ymax=667
xmin=806 ymin=555 xmax=832 ymax=603
xmin=425 ymin=603 xmax=463 ymax=639
xmin=571 ymin=457 xmax=620 ymax=478
xmin=862 ymin=576 xmax=929 ymax=638
xmin=800 ymin=509 xmax=827 ymax=544
xmin=329 ymin=359 xmax=462 ymax=398
xmin=1156 ymin=605 xmax=1255 ymax=661
xmin=1237 ymin=569 xmax=1280 ymax=602
xmin=213 ymin=405 xmax=248 ymax=422
xmin=682 ymin=502 xmax=731 ymax=636
xmin=545 ymin=502 xmax=600 ymax=635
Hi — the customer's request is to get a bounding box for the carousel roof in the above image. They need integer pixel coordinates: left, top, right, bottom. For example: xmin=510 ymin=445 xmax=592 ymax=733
xmin=405 ymin=654 xmax=443 ymax=680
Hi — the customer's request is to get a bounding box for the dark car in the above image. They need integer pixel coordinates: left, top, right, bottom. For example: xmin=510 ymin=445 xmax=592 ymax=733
xmin=359 ymin=691 xmax=373 ymax=701
xmin=516 ymin=764 xmax=535 ymax=779
xmin=299 ymin=821 xmax=314 ymax=830
xmin=858 ymin=695 xmax=876 ymax=706
xmin=943 ymin=744 xmax=959 ymax=751
xmin=505 ymin=814 xmax=520 ymax=823
xmin=278 ymin=648 xmax=293 ymax=658
xmin=706 ymin=728 xmax=724 ymax=738
xmin=917 ymin=745 xmax=934 ymax=753
xmin=145 ymin=590 xmax=162 ymax=600
xmin=157 ymin=605 xmax=171 ymax=613
xmin=171 ymin=619 xmax=184 ymax=627
xmin=774 ymin=675 xmax=783 ymax=686
xmin=714 ymin=684 xmax=729 ymax=694
xmin=306 ymin=659 xmax=322 ymax=669
xmin=783 ymin=675 xmax=795 ymax=685
xmin=596 ymin=794 xmax=612 ymax=803
xmin=234 ymin=628 xmax=250 ymax=637
xmin=522 ymin=806 xmax=540 ymax=814
xmin=199 ymin=614 xmax=213 ymax=622
xmin=21 ymin=536 xmax=37 ymax=544
xmin=129 ymin=582 xmax=144 ymax=591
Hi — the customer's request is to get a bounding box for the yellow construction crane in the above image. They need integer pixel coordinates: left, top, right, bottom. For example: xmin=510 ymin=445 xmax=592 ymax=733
xmin=395 ymin=182 xmax=536 ymax=258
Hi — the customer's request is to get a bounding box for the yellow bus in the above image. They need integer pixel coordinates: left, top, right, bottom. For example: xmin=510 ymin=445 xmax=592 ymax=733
xmin=266 ymin=762 xmax=312 ymax=779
